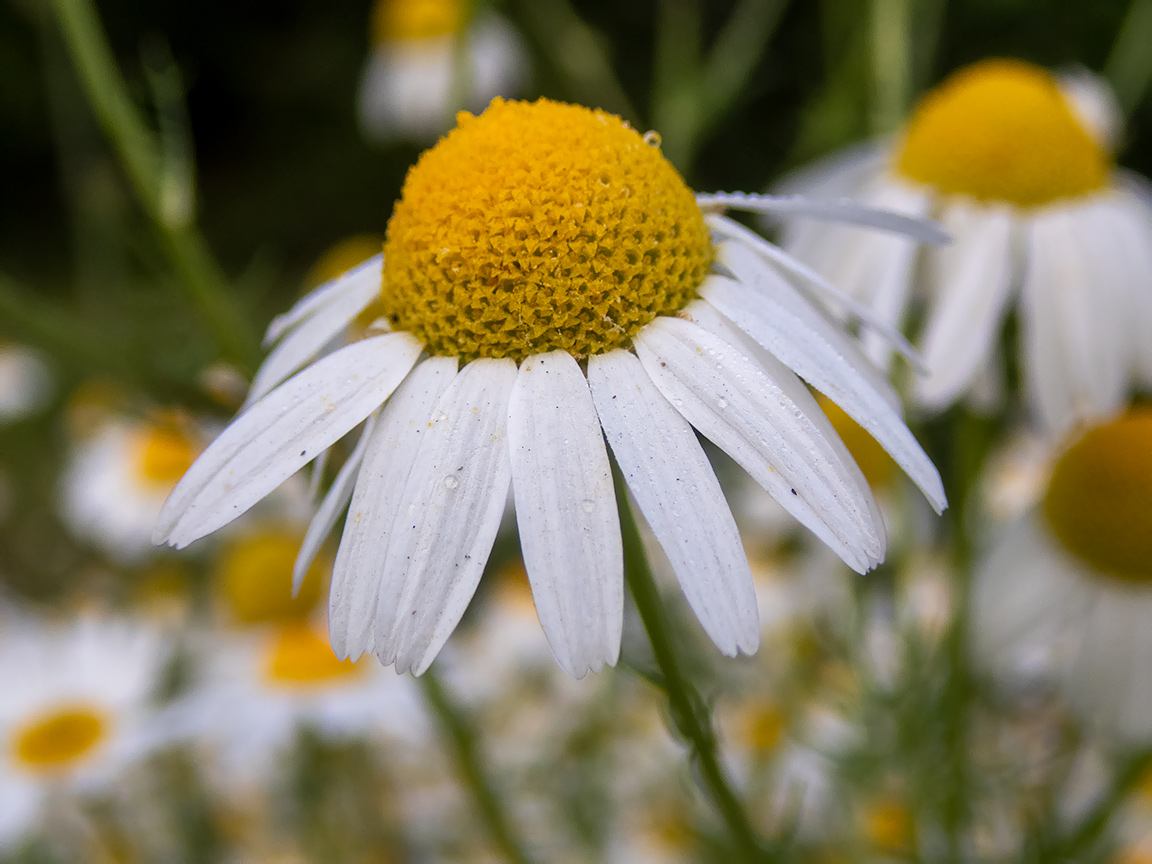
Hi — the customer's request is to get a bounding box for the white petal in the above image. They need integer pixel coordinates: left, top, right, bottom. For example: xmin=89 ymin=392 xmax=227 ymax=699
xmin=588 ymin=349 xmax=759 ymax=655
xmin=155 ymin=332 xmax=423 ymax=548
xmin=246 ymin=272 xmax=381 ymax=407
xmin=695 ymin=191 xmax=949 ymax=245
xmin=508 ymin=351 xmax=622 ymax=677
xmin=329 ymin=357 xmax=458 ymax=660
xmin=292 ymin=414 xmax=377 ymax=597
xmin=1100 ymin=192 xmax=1152 ymax=383
xmin=706 ymin=212 xmax=922 ymax=371
xmin=707 ymin=243 xmax=945 ymax=512
xmin=263 ymin=254 xmax=382 ymax=347
xmin=373 ymin=358 xmax=516 ymax=675
xmin=634 ymin=314 xmax=884 ymax=573
xmin=916 ymin=202 xmax=1016 ymax=410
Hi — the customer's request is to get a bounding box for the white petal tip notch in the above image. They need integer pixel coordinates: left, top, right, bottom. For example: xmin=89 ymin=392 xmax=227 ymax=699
xmin=696 ymin=192 xmax=952 ymax=246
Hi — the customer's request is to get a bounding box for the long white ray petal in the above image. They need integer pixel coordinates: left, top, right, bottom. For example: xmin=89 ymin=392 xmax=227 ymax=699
xmin=708 ymin=243 xmax=946 ymax=512
xmin=705 ymin=213 xmax=922 ymax=371
xmin=263 ymin=254 xmax=382 ymax=347
xmin=588 ymin=349 xmax=759 ymax=655
xmin=329 ymin=357 xmax=458 ymax=660
xmin=634 ymin=315 xmax=884 ymax=573
xmin=509 ymin=351 xmax=622 ymax=678
xmin=374 ymin=358 xmax=516 ymax=675
xmin=916 ymin=202 xmax=1016 ymax=410
xmin=246 ymin=274 xmax=381 ymax=407
xmin=155 ymin=332 xmax=423 ymax=548
xmin=292 ymin=414 xmax=377 ymax=597
xmin=696 ymin=192 xmax=950 ymax=245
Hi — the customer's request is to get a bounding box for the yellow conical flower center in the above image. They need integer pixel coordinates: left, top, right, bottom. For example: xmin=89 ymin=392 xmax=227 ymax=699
xmin=264 ymin=625 xmax=365 ymax=686
xmin=1043 ymin=409 xmax=1152 ymax=584
xmin=134 ymin=424 xmax=197 ymax=488
xmin=13 ymin=705 xmax=107 ymax=771
xmin=372 ymin=0 xmax=464 ymax=44
xmin=896 ymin=59 xmax=1108 ymax=207
xmin=382 ymin=98 xmax=713 ymax=362
xmin=816 ymin=394 xmax=895 ymax=491
xmin=218 ymin=531 xmax=325 ymax=625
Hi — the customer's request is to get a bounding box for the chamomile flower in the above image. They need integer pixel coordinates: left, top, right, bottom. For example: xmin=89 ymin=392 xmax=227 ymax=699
xmin=155 ymin=97 xmax=946 ymax=679
xmin=357 ymin=0 xmax=527 ymax=143
xmin=972 ymin=408 xmax=1152 ymax=742
xmin=0 ymin=615 xmax=170 ymax=849
xmin=779 ymin=60 xmax=1152 ymax=434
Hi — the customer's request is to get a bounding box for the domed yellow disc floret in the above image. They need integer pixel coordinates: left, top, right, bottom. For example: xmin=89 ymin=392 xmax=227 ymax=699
xmin=372 ymin=0 xmax=463 ymax=44
xmin=382 ymin=98 xmax=713 ymax=362
xmin=1043 ymin=408 xmax=1152 ymax=584
xmin=896 ymin=59 xmax=1108 ymax=207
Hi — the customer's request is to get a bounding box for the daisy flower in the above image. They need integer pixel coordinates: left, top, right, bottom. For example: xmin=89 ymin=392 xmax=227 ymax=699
xmin=972 ymin=407 xmax=1152 ymax=742
xmin=779 ymin=59 xmax=1152 ymax=434
xmin=155 ymin=97 xmax=946 ymax=679
xmin=357 ymin=0 xmax=527 ymax=143
xmin=0 ymin=615 xmax=170 ymax=849
xmin=214 ymin=527 xmax=327 ymax=627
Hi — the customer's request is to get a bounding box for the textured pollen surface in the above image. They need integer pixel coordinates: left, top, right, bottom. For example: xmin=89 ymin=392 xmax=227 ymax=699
xmin=896 ymin=59 xmax=1108 ymax=207
xmin=1043 ymin=409 xmax=1152 ymax=584
xmin=381 ymin=98 xmax=713 ymax=362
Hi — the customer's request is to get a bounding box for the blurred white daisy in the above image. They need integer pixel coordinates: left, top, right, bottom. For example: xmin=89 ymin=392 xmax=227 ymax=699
xmin=972 ymin=407 xmax=1152 ymax=742
xmin=779 ymin=59 xmax=1152 ymax=435
xmin=0 ymin=343 xmax=52 ymax=423
xmin=155 ymin=97 xmax=946 ymax=679
xmin=0 ymin=615 xmax=170 ymax=850
xmin=357 ymin=0 xmax=527 ymax=143
xmin=213 ymin=526 xmax=327 ymax=627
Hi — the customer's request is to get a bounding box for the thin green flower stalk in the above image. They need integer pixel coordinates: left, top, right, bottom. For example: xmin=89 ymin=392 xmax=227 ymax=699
xmin=1105 ymin=0 xmax=1152 ymax=115
xmin=49 ymin=0 xmax=260 ymax=371
xmin=869 ymin=0 xmax=911 ymax=136
xmin=613 ymin=462 xmax=769 ymax=863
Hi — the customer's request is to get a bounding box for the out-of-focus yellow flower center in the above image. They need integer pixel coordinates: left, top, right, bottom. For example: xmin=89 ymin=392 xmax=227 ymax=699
xmin=733 ymin=697 xmax=787 ymax=753
xmin=372 ymin=0 xmax=463 ymax=44
xmin=861 ymin=797 xmax=914 ymax=852
xmin=382 ymin=98 xmax=713 ymax=362
xmin=896 ymin=59 xmax=1108 ymax=207
xmin=218 ymin=531 xmax=325 ymax=625
xmin=1043 ymin=408 xmax=1152 ymax=584
xmin=13 ymin=706 xmax=107 ymax=771
xmin=134 ymin=424 xmax=197 ymax=488
xmin=264 ymin=625 xmax=365 ymax=686
xmin=816 ymin=394 xmax=895 ymax=491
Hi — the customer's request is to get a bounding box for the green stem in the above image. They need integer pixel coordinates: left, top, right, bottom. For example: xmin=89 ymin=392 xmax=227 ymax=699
xmin=1056 ymin=748 xmax=1152 ymax=858
xmin=418 ymin=669 xmax=533 ymax=864
xmin=50 ymin=0 xmax=260 ymax=370
xmin=613 ymin=463 xmax=767 ymax=862
xmin=1105 ymin=0 xmax=1152 ymax=116
xmin=869 ymin=0 xmax=911 ymax=136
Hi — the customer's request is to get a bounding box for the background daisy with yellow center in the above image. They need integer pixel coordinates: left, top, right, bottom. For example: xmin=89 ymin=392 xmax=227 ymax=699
xmin=779 ymin=59 xmax=1152 ymax=434
xmin=156 ymin=97 xmax=946 ymax=679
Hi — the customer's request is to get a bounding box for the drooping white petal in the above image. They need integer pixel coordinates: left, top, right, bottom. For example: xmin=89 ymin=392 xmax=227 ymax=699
xmin=634 ymin=314 xmax=884 ymax=573
xmin=695 ymin=191 xmax=949 ymax=245
xmin=246 ymin=273 xmax=381 ymax=407
xmin=508 ymin=351 xmax=622 ymax=678
xmin=706 ymin=212 xmax=922 ymax=371
xmin=373 ymin=358 xmax=517 ymax=675
xmin=292 ymin=414 xmax=377 ymax=598
xmin=263 ymin=254 xmax=382 ymax=347
xmin=329 ymin=357 xmax=458 ymax=660
xmin=916 ymin=202 xmax=1017 ymax=410
xmin=588 ymin=349 xmax=759 ymax=655
xmin=1100 ymin=191 xmax=1152 ymax=383
xmin=155 ymin=332 xmax=423 ymax=548
xmin=707 ymin=243 xmax=946 ymax=513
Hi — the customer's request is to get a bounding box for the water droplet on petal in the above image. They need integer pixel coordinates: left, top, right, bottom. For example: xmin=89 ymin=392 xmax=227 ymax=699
xmin=643 ymin=131 xmax=662 ymax=147
xmin=581 ymin=499 xmax=596 ymax=513
xmin=443 ymin=475 xmax=459 ymax=489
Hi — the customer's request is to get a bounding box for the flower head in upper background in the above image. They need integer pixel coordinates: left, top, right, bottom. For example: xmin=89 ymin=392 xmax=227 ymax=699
xmin=155 ymin=97 xmax=946 ymax=679
xmin=0 ymin=615 xmax=170 ymax=850
xmin=357 ymin=0 xmax=528 ymax=143
xmin=973 ymin=407 xmax=1152 ymax=742
xmin=779 ymin=59 xmax=1152 ymax=435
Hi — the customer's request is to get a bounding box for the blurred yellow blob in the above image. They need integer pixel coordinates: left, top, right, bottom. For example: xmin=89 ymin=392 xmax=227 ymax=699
xmin=382 ymin=98 xmax=712 ymax=362
xmin=303 ymin=234 xmax=385 ymax=291
xmin=134 ymin=422 xmax=197 ymax=488
xmin=1043 ymin=408 xmax=1152 ymax=583
xmin=732 ymin=697 xmax=787 ymax=753
xmin=492 ymin=556 xmax=536 ymax=616
xmin=897 ymin=59 xmax=1107 ymax=207
xmin=264 ymin=625 xmax=364 ymax=685
xmin=218 ymin=530 xmax=325 ymax=624
xmin=13 ymin=706 xmax=107 ymax=771
xmin=817 ymin=394 xmax=895 ymax=491
xmin=371 ymin=0 xmax=464 ymax=44
xmin=861 ymin=796 xmax=914 ymax=853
